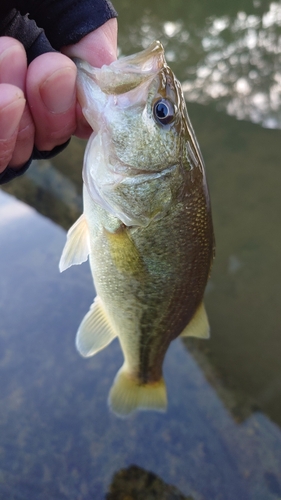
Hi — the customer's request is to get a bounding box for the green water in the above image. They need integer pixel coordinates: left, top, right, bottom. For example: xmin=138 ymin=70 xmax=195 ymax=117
xmin=5 ymin=0 xmax=281 ymax=425
xmin=1 ymin=0 xmax=281 ymax=498
xmin=130 ymin=0 xmax=281 ymax=424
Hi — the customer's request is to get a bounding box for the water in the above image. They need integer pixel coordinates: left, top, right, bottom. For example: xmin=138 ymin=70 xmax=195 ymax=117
xmin=1 ymin=192 xmax=281 ymax=500
xmin=116 ymin=0 xmax=281 ymax=128
xmin=1 ymin=0 xmax=281 ymax=498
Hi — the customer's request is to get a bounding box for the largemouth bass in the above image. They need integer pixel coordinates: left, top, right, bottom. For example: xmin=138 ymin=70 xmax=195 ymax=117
xmin=59 ymin=41 xmax=215 ymax=417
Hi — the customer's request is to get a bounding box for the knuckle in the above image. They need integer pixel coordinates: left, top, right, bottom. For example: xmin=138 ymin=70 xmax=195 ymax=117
xmin=0 ymin=37 xmax=25 ymax=56
xmin=7 ymin=109 xmax=35 ymax=167
xmin=17 ymin=121 xmax=35 ymax=145
xmin=35 ymin=122 xmax=75 ymax=151
xmin=0 ymin=138 xmax=14 ymax=170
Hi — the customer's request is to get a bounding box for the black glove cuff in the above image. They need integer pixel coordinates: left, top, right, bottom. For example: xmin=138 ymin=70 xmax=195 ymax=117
xmin=0 ymin=10 xmax=70 ymax=184
xmin=0 ymin=9 xmax=57 ymax=63
xmin=0 ymin=141 xmax=70 ymax=184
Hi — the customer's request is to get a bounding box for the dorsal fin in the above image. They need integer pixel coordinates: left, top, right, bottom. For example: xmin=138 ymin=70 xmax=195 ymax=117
xmin=59 ymin=214 xmax=89 ymax=272
xmin=76 ymin=297 xmax=117 ymax=357
xmin=180 ymin=302 xmax=210 ymax=339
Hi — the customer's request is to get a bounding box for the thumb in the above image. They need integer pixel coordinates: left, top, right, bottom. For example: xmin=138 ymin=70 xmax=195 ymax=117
xmin=61 ymin=18 xmax=118 ymax=67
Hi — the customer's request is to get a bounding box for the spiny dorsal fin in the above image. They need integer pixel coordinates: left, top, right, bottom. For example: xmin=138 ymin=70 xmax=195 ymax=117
xmin=59 ymin=214 xmax=89 ymax=272
xmin=108 ymin=365 xmax=167 ymax=418
xmin=180 ymin=302 xmax=210 ymax=339
xmin=76 ymin=296 xmax=117 ymax=357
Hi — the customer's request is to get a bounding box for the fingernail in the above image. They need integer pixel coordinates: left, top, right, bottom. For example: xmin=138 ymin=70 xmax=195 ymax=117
xmin=40 ymin=67 xmax=76 ymax=113
xmin=0 ymin=97 xmax=25 ymax=139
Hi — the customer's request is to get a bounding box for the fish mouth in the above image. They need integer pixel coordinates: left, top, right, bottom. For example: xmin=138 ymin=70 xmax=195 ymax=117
xmin=112 ymin=40 xmax=166 ymax=72
xmin=75 ymin=41 xmax=166 ymax=96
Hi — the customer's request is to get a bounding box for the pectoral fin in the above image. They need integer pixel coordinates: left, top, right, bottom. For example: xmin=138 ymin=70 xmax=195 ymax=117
xmin=180 ymin=302 xmax=210 ymax=339
xmin=76 ymin=296 xmax=117 ymax=357
xmin=105 ymin=227 xmax=145 ymax=277
xmin=59 ymin=214 xmax=89 ymax=272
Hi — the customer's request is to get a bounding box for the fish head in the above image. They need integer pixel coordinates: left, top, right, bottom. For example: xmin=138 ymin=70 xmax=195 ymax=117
xmin=76 ymin=41 xmax=202 ymax=226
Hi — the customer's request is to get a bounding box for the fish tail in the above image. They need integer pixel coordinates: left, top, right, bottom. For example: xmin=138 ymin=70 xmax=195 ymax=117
xmin=108 ymin=366 xmax=167 ymax=418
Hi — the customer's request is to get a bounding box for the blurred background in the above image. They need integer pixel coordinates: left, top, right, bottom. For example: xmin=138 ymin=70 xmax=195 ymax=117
xmin=1 ymin=1 xmax=281 ymax=498
xmin=3 ymin=0 xmax=281 ymax=425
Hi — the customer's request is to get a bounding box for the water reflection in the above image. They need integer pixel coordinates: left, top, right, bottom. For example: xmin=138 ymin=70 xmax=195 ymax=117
xmin=1 ymin=159 xmax=82 ymax=230
xmin=0 ymin=194 xmax=33 ymax=226
xmin=183 ymin=6 xmax=281 ymax=127
xmin=116 ymin=0 xmax=281 ymax=128
xmin=106 ymin=465 xmax=193 ymax=499
xmin=1 ymin=190 xmax=281 ymax=499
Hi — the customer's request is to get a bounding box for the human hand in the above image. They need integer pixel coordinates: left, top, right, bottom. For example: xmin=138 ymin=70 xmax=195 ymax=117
xmin=0 ymin=18 xmax=117 ymax=175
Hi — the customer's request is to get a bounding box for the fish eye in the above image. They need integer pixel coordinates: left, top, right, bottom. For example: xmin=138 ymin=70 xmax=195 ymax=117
xmin=153 ymin=98 xmax=175 ymax=126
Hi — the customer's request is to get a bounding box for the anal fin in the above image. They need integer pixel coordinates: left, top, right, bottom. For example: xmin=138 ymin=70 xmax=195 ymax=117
xmin=180 ymin=302 xmax=210 ymax=339
xmin=76 ymin=296 xmax=117 ymax=357
xmin=59 ymin=214 xmax=89 ymax=272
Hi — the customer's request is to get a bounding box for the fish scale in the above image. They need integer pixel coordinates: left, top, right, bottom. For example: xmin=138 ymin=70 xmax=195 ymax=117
xmin=59 ymin=41 xmax=214 ymax=417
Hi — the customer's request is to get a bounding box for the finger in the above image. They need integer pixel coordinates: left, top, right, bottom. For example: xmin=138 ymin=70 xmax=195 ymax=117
xmin=61 ymin=18 xmax=118 ymax=138
xmin=73 ymin=102 xmax=93 ymax=139
xmin=0 ymin=84 xmax=25 ymax=173
xmin=9 ymin=102 xmax=35 ymax=168
xmin=26 ymin=52 xmax=77 ymax=151
xmin=61 ymin=18 xmax=118 ymax=66
xmin=0 ymin=37 xmax=35 ymax=168
xmin=0 ymin=37 xmax=27 ymax=88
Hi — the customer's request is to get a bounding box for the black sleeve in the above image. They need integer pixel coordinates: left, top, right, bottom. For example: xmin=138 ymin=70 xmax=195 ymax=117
xmin=0 ymin=0 xmax=117 ymax=50
xmin=0 ymin=0 xmax=117 ymax=184
xmin=13 ymin=0 xmax=116 ymax=49
xmin=0 ymin=8 xmax=57 ymax=64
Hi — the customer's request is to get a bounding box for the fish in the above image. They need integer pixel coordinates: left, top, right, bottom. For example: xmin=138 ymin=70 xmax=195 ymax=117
xmin=59 ymin=41 xmax=215 ymax=417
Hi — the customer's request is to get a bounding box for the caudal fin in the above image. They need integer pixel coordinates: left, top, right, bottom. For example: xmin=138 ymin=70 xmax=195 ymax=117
xmin=108 ymin=366 xmax=167 ymax=418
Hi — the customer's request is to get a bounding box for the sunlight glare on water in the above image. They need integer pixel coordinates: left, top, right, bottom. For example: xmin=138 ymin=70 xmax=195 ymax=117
xmin=182 ymin=5 xmax=281 ymax=127
xmin=117 ymin=1 xmax=281 ymax=128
